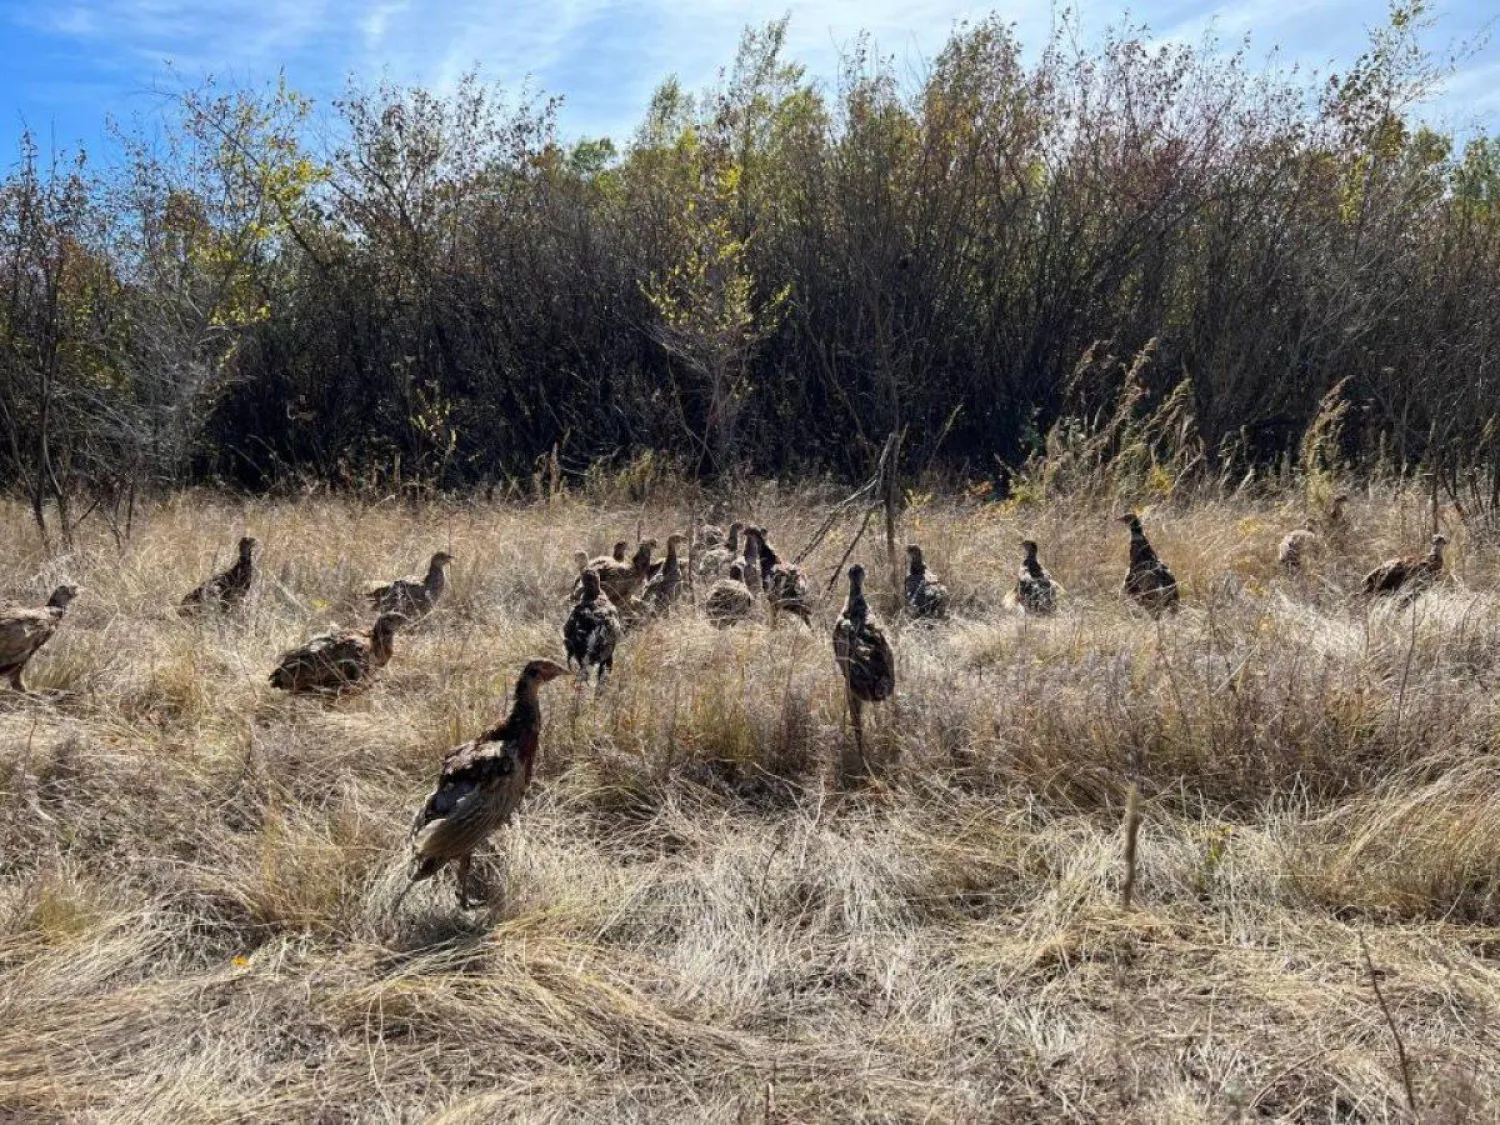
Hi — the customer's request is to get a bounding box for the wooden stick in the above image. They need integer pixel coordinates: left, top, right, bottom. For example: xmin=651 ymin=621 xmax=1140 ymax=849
xmin=1359 ymin=933 xmax=1418 ymax=1116
xmin=1121 ymin=784 xmax=1142 ymax=909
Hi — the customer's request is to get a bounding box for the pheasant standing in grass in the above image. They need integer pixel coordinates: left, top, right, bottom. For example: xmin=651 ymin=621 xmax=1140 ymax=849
xmin=644 ymin=533 xmax=688 ymax=614
xmin=694 ymin=523 xmax=725 ymax=553
xmin=833 ymin=564 xmax=895 ymax=770
xmin=583 ymin=540 xmax=656 ymax=605
xmin=268 ymin=613 xmax=405 ymax=694
xmin=1362 ymin=534 xmax=1447 ymax=602
xmin=1005 ymin=540 xmax=1059 ymax=615
xmin=564 ymin=569 xmax=623 ymax=684
xmin=1280 ymin=496 xmax=1350 ymax=573
xmin=746 ymin=527 xmax=811 ymax=625
xmin=181 ymin=537 xmax=257 ymax=613
xmin=704 ymin=563 xmax=754 ymax=627
xmin=0 ymin=586 xmax=78 ymax=692
xmin=402 ymin=658 xmax=569 ymax=909
xmin=904 ymin=545 xmax=949 ymax=620
xmin=1118 ymin=512 xmax=1179 ymax=617
xmin=368 ymin=552 xmax=453 ymax=620
xmin=1277 ymin=525 xmax=1323 ymax=573
xmin=696 ymin=522 xmax=744 ymax=580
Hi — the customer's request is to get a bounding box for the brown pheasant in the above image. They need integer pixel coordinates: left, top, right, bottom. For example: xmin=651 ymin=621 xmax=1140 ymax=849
xmin=367 ymin=551 xmax=453 ymax=620
xmin=0 ymin=585 xmax=78 ymax=691
xmin=403 ymin=658 xmax=569 ymax=908
xmin=833 ymin=564 xmax=895 ymax=771
xmin=696 ymin=522 xmax=744 ymax=579
xmin=644 ymin=533 xmax=688 ymax=614
xmin=1362 ymin=534 xmax=1447 ymax=602
xmin=704 ymin=563 xmax=754 ymax=627
xmin=564 ymin=569 xmax=623 ymax=684
xmin=181 ymin=537 xmax=257 ymax=613
xmin=1005 ymin=540 xmax=1059 ymax=615
xmin=268 ymin=613 xmax=405 ymax=694
xmin=1119 ymin=512 xmax=1179 ymax=617
xmin=580 ymin=539 xmax=657 ymax=604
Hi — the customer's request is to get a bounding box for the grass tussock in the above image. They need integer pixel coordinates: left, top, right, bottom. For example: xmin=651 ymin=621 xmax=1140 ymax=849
xmin=2 ymin=488 xmax=1500 ymax=1120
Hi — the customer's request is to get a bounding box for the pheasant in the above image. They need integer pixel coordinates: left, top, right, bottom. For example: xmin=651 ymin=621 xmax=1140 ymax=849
xmin=694 ymin=523 xmax=726 ymax=553
xmin=1277 ymin=526 xmax=1323 ymax=573
xmin=402 ymin=658 xmax=569 ymax=908
xmin=582 ymin=540 xmax=656 ymax=605
xmin=833 ymin=564 xmax=895 ymax=771
xmin=744 ymin=527 xmax=810 ymax=624
xmin=1005 ymin=540 xmax=1059 ymax=615
xmin=695 ymin=522 xmax=744 ymax=579
xmin=564 ymin=568 xmax=623 ymax=684
xmin=0 ymin=585 xmax=78 ymax=691
xmin=367 ymin=552 xmax=453 ymax=620
xmin=643 ymin=533 xmax=688 ymax=614
xmin=704 ymin=563 xmax=754 ymax=627
xmin=1118 ymin=512 xmax=1179 ymax=617
xmin=181 ymin=537 xmax=257 ymax=613
xmin=268 ymin=613 xmax=405 ymax=694
xmin=1362 ymin=534 xmax=1447 ymax=602
xmin=904 ymin=545 xmax=949 ymax=620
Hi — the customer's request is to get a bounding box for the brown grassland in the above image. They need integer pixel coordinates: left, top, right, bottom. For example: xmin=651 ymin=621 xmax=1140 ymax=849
xmin=3 ymin=485 xmax=1500 ymax=1122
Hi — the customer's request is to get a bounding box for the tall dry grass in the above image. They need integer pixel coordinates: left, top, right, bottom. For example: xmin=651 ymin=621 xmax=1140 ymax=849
xmin=2 ymin=486 xmax=1499 ymax=1121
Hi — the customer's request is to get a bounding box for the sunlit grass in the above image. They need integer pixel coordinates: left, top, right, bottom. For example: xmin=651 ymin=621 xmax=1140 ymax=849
xmin=0 ymin=488 xmax=1497 ymax=1120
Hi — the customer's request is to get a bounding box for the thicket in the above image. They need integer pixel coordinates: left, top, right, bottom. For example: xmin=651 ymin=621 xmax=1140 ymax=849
xmin=2 ymin=5 xmax=1498 ymax=545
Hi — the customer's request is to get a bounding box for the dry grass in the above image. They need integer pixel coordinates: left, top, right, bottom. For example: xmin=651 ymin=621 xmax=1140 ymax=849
xmin=2 ymin=487 xmax=1500 ymax=1122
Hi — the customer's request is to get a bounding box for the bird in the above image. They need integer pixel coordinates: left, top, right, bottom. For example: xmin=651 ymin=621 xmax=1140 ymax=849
xmin=904 ymin=544 xmax=949 ymax=620
xmin=402 ymin=658 xmax=569 ymax=909
xmin=0 ymin=585 xmax=78 ymax=692
xmin=1005 ymin=540 xmax=1059 ymax=615
xmin=694 ymin=523 xmax=726 ymax=553
xmin=1118 ymin=512 xmax=1179 ymax=617
xmin=564 ymin=568 xmax=623 ymax=684
xmin=832 ymin=564 xmax=895 ymax=771
xmin=696 ymin=522 xmax=744 ymax=579
xmin=741 ymin=532 xmax=764 ymax=596
xmin=268 ymin=613 xmax=406 ymax=693
xmin=644 ymin=533 xmax=688 ymax=613
xmin=744 ymin=528 xmax=811 ymax=625
xmin=572 ymin=551 xmax=591 ymax=575
xmin=767 ymin=563 xmax=813 ymax=625
xmin=584 ymin=540 xmax=657 ymax=605
xmin=1361 ymin=534 xmax=1447 ymax=601
xmin=1277 ymin=526 xmax=1323 ymax=573
xmin=704 ymin=563 xmax=754 ymax=627
xmin=611 ymin=541 xmax=628 ymax=563
xmin=180 ymin=536 xmax=257 ymax=613
xmin=746 ymin=525 xmax=786 ymax=588
xmin=367 ymin=552 xmax=453 ymax=620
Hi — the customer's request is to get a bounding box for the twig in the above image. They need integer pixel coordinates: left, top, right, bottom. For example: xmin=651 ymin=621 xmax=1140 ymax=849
xmin=826 ymin=506 xmax=876 ymax=592
xmin=1121 ymin=784 xmax=1142 ymax=910
xmin=1359 ymin=932 xmax=1417 ymax=1116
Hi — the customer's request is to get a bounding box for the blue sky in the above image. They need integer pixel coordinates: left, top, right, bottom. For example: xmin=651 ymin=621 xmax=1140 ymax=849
xmin=0 ymin=0 xmax=1495 ymax=161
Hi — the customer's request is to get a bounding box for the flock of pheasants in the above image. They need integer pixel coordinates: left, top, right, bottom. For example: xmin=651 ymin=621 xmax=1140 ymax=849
xmin=0 ymin=496 xmax=1455 ymax=908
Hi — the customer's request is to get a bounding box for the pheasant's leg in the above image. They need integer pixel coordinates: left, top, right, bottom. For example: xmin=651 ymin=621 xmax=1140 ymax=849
xmin=9 ymin=668 xmax=25 ymax=692
xmin=842 ymin=692 xmax=867 ymax=778
xmin=454 ymin=855 xmax=474 ymax=909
